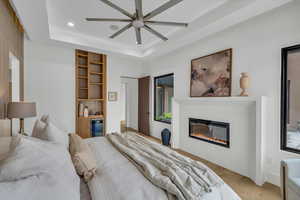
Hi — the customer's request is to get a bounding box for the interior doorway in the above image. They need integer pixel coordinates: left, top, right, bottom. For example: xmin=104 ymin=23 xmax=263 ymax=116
xmin=120 ymin=77 xmax=139 ymax=133
xmin=120 ymin=82 xmax=127 ymax=132
xmin=9 ymin=52 xmax=20 ymax=134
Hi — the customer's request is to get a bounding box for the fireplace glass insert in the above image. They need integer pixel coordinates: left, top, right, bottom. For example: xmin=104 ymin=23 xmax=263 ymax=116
xmin=189 ymin=118 xmax=230 ymax=148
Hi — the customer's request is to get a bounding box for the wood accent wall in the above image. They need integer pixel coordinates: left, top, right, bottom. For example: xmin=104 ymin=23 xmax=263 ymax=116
xmin=0 ymin=0 xmax=24 ymax=136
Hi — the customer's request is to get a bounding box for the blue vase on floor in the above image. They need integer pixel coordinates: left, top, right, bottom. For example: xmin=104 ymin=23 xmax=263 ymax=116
xmin=161 ymin=129 xmax=171 ymax=146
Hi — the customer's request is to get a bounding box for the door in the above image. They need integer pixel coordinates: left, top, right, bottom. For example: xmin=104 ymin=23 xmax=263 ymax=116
xmin=138 ymin=76 xmax=150 ymax=135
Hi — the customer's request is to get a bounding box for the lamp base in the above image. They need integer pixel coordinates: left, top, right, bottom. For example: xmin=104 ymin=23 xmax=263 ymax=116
xmin=19 ymin=119 xmax=28 ymax=136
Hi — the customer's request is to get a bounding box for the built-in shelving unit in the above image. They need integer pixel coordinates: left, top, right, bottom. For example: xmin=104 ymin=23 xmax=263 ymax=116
xmin=75 ymin=49 xmax=107 ymax=138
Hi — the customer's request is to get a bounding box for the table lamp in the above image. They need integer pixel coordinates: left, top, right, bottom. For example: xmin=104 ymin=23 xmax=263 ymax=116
xmin=7 ymin=102 xmax=36 ymax=135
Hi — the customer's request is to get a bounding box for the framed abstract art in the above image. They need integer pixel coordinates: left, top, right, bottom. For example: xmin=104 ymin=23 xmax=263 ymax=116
xmin=190 ymin=49 xmax=232 ymax=97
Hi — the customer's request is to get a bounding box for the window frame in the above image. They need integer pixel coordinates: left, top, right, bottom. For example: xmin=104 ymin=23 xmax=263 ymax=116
xmin=281 ymin=44 xmax=300 ymax=154
xmin=153 ymin=73 xmax=174 ymax=124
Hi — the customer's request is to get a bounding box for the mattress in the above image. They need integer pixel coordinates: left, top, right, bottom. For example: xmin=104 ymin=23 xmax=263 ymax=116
xmin=85 ymin=137 xmax=240 ymax=200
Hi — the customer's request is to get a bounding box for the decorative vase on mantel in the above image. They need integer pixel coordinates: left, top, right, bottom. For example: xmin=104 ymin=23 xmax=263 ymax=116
xmin=239 ymin=72 xmax=250 ymax=96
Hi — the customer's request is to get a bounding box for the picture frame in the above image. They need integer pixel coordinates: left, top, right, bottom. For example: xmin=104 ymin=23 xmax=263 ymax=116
xmin=108 ymin=92 xmax=118 ymax=101
xmin=190 ymin=49 xmax=232 ymax=97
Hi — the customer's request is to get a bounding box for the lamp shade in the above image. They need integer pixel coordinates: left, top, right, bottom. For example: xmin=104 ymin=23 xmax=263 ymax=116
xmin=7 ymin=102 xmax=36 ymax=119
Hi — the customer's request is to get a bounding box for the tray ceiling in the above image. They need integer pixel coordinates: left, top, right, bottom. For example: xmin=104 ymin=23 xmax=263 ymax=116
xmin=12 ymin=0 xmax=292 ymax=58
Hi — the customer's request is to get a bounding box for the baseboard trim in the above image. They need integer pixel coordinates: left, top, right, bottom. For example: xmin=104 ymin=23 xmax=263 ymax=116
xmin=126 ymin=127 xmax=139 ymax=133
xmin=265 ymin=172 xmax=280 ymax=186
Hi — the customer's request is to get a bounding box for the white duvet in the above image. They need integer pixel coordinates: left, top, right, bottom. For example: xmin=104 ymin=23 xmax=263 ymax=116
xmin=86 ymin=137 xmax=241 ymax=200
xmin=0 ymin=136 xmax=80 ymax=200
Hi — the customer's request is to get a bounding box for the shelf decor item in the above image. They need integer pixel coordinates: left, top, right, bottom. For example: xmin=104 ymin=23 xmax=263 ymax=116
xmin=83 ymin=106 xmax=89 ymax=118
xmin=108 ymin=92 xmax=117 ymax=101
xmin=239 ymin=72 xmax=250 ymax=96
xmin=190 ymin=49 xmax=232 ymax=97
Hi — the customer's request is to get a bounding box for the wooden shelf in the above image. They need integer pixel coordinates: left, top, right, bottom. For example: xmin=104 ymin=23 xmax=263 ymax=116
xmin=90 ymin=72 xmax=103 ymax=75
xmin=76 ymin=49 xmax=106 ymax=139
xmin=77 ymin=98 xmax=104 ymax=101
xmin=79 ymin=115 xmax=104 ymax=119
xmin=90 ymin=61 xmax=103 ymax=65
xmin=78 ymin=65 xmax=88 ymax=68
xmin=77 ymin=53 xmax=88 ymax=57
xmin=89 ymin=82 xmax=103 ymax=85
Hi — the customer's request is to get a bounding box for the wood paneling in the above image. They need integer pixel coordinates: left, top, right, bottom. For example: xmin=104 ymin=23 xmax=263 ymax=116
xmin=0 ymin=0 xmax=24 ymax=136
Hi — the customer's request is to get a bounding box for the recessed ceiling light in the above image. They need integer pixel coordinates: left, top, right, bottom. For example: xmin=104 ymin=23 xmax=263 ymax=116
xmin=67 ymin=22 xmax=75 ymax=27
xmin=109 ymin=25 xmax=119 ymax=31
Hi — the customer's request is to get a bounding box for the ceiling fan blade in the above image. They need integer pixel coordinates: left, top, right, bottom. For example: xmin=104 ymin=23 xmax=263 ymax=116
xmin=145 ymin=21 xmax=188 ymax=27
xmin=135 ymin=27 xmax=142 ymax=44
xmin=135 ymin=0 xmax=143 ymax=20
xmin=86 ymin=18 xmax=132 ymax=22
xmin=144 ymin=0 xmax=182 ymax=20
xmin=110 ymin=23 xmax=132 ymax=39
xmin=143 ymin=25 xmax=168 ymax=41
xmin=99 ymin=0 xmax=134 ymax=19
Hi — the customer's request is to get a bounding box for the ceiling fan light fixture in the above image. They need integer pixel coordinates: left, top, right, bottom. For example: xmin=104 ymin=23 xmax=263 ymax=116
xmin=132 ymin=20 xmax=144 ymax=28
xmin=87 ymin=0 xmax=187 ymax=45
xmin=67 ymin=22 xmax=75 ymax=27
xmin=110 ymin=25 xmax=119 ymax=31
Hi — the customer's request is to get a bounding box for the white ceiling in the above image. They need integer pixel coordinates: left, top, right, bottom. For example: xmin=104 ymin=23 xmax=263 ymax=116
xmin=11 ymin=0 xmax=292 ymax=58
xmin=47 ymin=0 xmax=226 ymax=47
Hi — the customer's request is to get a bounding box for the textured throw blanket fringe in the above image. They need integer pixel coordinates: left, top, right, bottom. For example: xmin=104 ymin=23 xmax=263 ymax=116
xmin=107 ymin=132 xmax=223 ymax=200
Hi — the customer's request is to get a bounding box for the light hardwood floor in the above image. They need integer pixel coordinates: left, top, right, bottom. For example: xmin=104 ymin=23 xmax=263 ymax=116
xmin=136 ymin=132 xmax=281 ymax=200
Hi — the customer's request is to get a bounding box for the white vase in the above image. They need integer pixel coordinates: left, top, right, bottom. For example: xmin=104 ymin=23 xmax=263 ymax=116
xmin=83 ymin=107 xmax=89 ymax=118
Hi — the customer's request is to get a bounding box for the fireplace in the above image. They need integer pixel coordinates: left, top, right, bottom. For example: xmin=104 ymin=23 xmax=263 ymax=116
xmin=189 ymin=118 xmax=230 ymax=148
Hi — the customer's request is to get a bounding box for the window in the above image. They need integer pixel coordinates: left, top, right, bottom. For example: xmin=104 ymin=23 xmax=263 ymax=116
xmin=281 ymin=44 xmax=300 ymax=154
xmin=154 ymin=73 xmax=174 ymax=124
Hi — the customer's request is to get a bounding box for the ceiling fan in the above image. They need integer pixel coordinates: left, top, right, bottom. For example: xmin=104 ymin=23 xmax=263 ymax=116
xmin=86 ymin=0 xmax=188 ymax=45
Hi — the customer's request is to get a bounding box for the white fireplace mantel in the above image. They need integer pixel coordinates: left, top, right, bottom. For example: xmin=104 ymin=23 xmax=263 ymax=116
xmin=173 ymin=96 xmax=261 ymax=104
xmin=172 ymin=96 xmax=267 ymax=186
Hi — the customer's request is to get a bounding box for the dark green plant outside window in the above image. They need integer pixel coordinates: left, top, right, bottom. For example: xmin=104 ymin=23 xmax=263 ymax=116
xmin=154 ymin=73 xmax=174 ymax=124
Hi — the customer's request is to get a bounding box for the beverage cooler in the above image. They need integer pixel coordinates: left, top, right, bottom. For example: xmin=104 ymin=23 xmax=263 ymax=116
xmin=91 ymin=119 xmax=104 ymax=137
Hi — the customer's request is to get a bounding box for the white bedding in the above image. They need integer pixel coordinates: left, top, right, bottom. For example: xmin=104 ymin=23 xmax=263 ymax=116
xmin=86 ymin=137 xmax=240 ymax=200
xmin=0 ymin=136 xmax=80 ymax=200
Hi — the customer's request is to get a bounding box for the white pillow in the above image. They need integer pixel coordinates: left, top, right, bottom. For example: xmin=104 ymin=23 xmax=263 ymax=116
xmin=32 ymin=115 xmax=69 ymax=149
xmin=0 ymin=137 xmax=12 ymax=161
xmin=0 ymin=136 xmax=80 ymax=200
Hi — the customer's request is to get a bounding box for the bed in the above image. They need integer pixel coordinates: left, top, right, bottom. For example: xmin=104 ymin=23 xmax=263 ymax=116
xmin=82 ymin=136 xmax=241 ymax=200
xmin=0 ymin=130 xmax=240 ymax=200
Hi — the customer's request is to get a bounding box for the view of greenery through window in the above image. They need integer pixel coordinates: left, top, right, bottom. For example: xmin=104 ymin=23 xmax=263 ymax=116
xmin=154 ymin=74 xmax=174 ymax=124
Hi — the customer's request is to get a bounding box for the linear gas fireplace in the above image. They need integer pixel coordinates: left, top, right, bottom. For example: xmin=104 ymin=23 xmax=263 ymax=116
xmin=189 ymin=118 xmax=230 ymax=148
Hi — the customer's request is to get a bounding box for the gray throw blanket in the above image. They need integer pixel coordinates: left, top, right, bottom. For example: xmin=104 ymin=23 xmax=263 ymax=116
xmin=107 ymin=132 xmax=223 ymax=200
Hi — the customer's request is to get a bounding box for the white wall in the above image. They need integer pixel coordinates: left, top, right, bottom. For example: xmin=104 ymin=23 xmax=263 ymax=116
xmin=24 ymin=39 xmax=144 ymax=134
xmin=121 ymin=77 xmax=139 ymax=130
xmin=179 ymin=101 xmax=256 ymax=182
xmin=145 ymin=1 xmax=300 ymax=185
